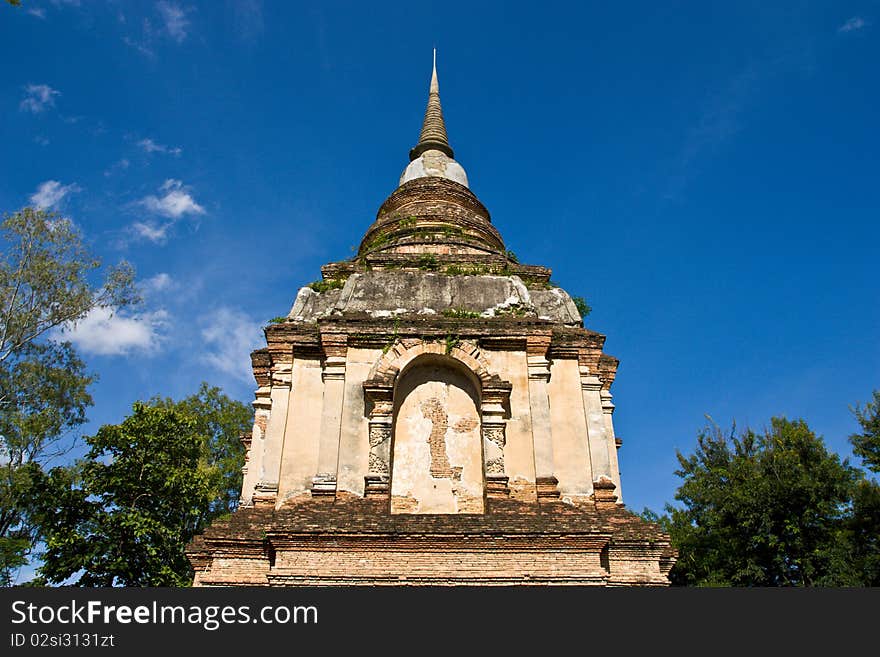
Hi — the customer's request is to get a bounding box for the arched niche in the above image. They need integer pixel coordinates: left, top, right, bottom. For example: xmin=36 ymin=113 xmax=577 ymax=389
xmin=390 ymin=354 xmax=483 ymax=514
xmin=362 ymin=339 xmax=512 ymax=506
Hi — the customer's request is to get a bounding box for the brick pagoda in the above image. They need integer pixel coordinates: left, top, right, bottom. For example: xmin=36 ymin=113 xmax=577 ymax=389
xmin=187 ymin=55 xmax=675 ymax=586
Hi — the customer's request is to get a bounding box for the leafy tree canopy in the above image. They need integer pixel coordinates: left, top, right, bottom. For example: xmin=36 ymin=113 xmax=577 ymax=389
xmin=0 ymin=208 xmax=136 ymax=585
xmin=33 ymin=386 xmax=251 ymax=587
xmin=850 ymin=390 xmax=880 ymax=474
xmin=655 ymin=417 xmax=859 ymax=586
xmin=147 ymin=383 xmax=251 ymax=521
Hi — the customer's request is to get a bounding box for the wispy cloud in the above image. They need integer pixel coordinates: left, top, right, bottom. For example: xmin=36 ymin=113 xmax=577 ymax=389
xmin=34 ymin=136 xmax=50 ymax=147
xmin=142 ymin=272 xmax=175 ymax=294
xmin=838 ymin=17 xmax=867 ymax=33
xmin=54 ymin=306 xmax=169 ymax=357
xmin=128 ymin=180 xmax=205 ymax=245
xmin=664 ymin=66 xmax=759 ymax=200
xmin=130 ymin=220 xmax=174 ymax=244
xmin=229 ymin=0 xmax=263 ymax=41
xmin=199 ymin=307 xmax=263 ymax=386
xmin=156 ymin=1 xmax=191 ymax=43
xmin=123 ymin=34 xmax=156 ymax=58
xmin=139 ymin=179 xmax=205 ymax=219
xmin=28 ymin=7 xmax=47 ymax=19
xmin=103 ymin=158 xmax=130 ymax=177
xmin=138 ymin=138 xmax=182 ymax=156
xmin=29 ymin=180 xmax=81 ymax=209
xmin=20 ymin=84 xmax=61 ymax=113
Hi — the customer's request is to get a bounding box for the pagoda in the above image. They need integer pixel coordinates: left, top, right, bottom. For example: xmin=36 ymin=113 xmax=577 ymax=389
xmin=187 ymin=55 xmax=675 ymax=586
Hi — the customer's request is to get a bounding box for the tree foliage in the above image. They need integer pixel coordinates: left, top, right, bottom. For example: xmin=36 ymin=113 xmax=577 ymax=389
xmin=0 ymin=208 xmax=136 ymax=585
xmin=147 ymin=383 xmax=250 ymax=521
xmin=644 ymin=401 xmax=880 ymax=587
xmin=35 ymin=403 xmax=216 ymax=586
xmin=843 ymin=392 xmax=880 ymax=585
xmin=33 ymin=386 xmax=251 ymax=587
xmin=850 ymin=390 xmax=880 ymax=474
xmin=659 ymin=417 xmax=858 ymax=586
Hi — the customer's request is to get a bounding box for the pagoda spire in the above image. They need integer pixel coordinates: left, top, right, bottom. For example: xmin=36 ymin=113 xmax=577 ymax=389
xmin=409 ymin=49 xmax=455 ymax=161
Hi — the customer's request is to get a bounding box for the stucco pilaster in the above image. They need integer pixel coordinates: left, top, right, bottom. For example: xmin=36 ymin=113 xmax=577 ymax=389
xmin=580 ymin=364 xmax=613 ymax=486
xmin=312 ymin=334 xmax=348 ymax=497
xmin=254 ymin=365 xmax=292 ymax=507
xmin=601 ymin=389 xmax=623 ymax=503
xmin=527 ymin=335 xmax=558 ymax=499
xmin=239 ymin=385 xmax=271 ymax=506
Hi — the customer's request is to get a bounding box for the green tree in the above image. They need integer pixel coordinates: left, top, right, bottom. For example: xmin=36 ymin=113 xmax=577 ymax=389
xmin=33 ymin=385 xmax=251 ymax=587
xmin=0 ymin=208 xmax=136 ymax=586
xmin=661 ymin=417 xmax=858 ymax=586
xmin=147 ymin=383 xmax=251 ymax=522
xmin=35 ymin=403 xmax=216 ymax=586
xmin=843 ymin=391 xmax=880 ymax=585
xmin=850 ymin=390 xmax=880 ymax=473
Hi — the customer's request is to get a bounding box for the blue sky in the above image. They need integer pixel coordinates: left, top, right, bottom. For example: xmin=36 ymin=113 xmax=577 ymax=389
xmin=2 ymin=1 xmax=878 ymax=518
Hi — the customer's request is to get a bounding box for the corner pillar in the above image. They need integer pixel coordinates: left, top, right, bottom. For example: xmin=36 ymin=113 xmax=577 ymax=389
xmin=254 ymin=366 xmax=292 ymax=507
xmin=527 ymin=335 xmax=559 ymax=500
xmin=600 ymin=389 xmax=623 ymax=503
xmin=311 ymin=333 xmax=347 ymax=498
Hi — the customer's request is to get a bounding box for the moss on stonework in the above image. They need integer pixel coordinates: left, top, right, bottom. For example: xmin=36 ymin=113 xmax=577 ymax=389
xmin=381 ymin=318 xmax=402 ymax=354
xmin=572 ymin=296 xmax=592 ymax=319
xmin=363 ymin=233 xmax=391 ymax=252
xmin=520 ymin=276 xmax=557 ymax=289
xmin=493 ymin=303 xmax=528 ymax=317
xmin=442 ymin=307 xmax=480 ymax=319
xmin=268 ymin=316 xmax=287 ymax=324
xmin=308 ymin=278 xmax=347 ymax=293
xmin=444 ymin=334 xmax=461 ymax=355
xmin=417 ymin=254 xmax=439 ymax=271
xmin=444 ymin=264 xmax=492 ymax=276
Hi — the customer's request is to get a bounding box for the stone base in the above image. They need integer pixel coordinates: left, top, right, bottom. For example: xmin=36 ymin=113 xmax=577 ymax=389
xmin=485 ymin=475 xmax=510 ymax=499
xmin=364 ymin=475 xmax=390 ymax=498
xmin=188 ymin=498 xmax=675 ymax=587
xmin=592 ymin=476 xmax=618 ymax=511
xmin=310 ymin=474 xmax=337 ymax=498
xmin=252 ymin=482 xmax=278 ymax=508
xmin=536 ymin=476 xmax=560 ymax=500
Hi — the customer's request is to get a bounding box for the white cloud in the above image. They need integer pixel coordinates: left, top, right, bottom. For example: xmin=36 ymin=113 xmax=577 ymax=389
xmin=20 ymin=84 xmax=61 ymax=113
xmin=55 ymin=306 xmax=168 ymax=356
xmin=103 ymin=158 xmax=130 ymax=177
xmin=139 ymin=179 xmax=205 ymax=219
xmin=123 ymin=35 xmax=155 ymax=58
xmin=199 ymin=307 xmax=263 ymax=385
xmin=34 ymin=136 xmax=50 ymax=146
xmin=28 ymin=8 xmax=47 ymax=19
xmin=138 ymin=138 xmax=182 ymax=156
xmin=157 ymin=1 xmax=190 ymax=43
xmin=29 ymin=180 xmax=80 ymax=209
xmin=131 ymin=220 xmax=174 ymax=244
xmin=142 ymin=272 xmax=175 ymax=294
xmin=838 ymin=17 xmax=867 ymax=33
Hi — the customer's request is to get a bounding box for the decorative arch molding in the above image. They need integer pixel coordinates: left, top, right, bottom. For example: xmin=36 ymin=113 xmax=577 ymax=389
xmin=362 ymin=339 xmax=512 ymax=501
xmin=366 ymin=339 xmax=499 ymax=387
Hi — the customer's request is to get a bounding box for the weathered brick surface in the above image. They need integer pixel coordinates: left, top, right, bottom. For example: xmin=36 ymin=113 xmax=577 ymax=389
xmin=187 ymin=498 xmax=674 ymax=586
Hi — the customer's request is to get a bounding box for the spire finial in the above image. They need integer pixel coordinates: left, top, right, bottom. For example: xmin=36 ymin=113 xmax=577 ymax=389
xmin=409 ymin=50 xmax=453 ymax=161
